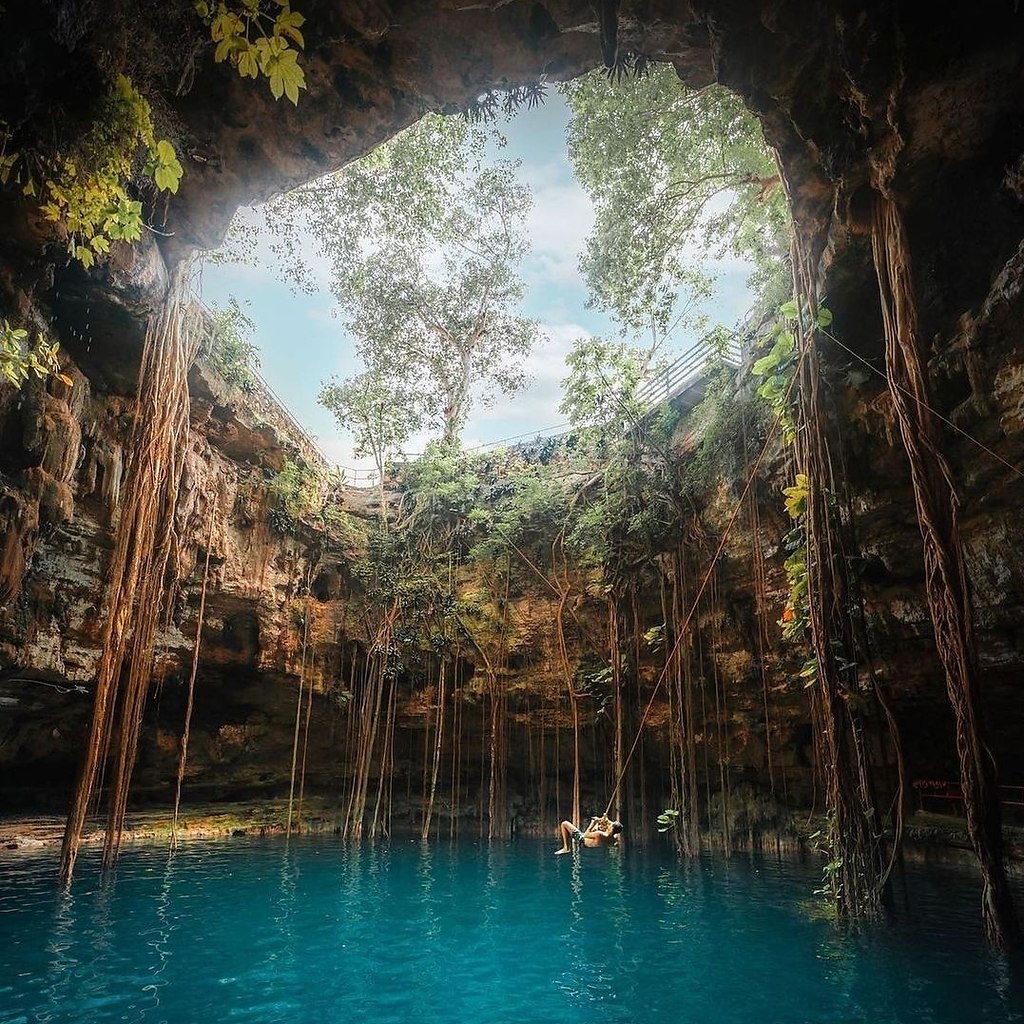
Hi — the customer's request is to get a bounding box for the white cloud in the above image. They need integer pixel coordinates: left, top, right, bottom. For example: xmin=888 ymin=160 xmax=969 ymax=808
xmin=523 ymin=180 xmax=594 ymax=287
xmin=462 ymin=320 xmax=590 ymax=448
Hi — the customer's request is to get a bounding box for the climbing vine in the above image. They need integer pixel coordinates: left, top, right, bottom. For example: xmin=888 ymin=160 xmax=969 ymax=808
xmin=0 ymin=320 xmax=72 ymax=389
xmin=1 ymin=76 xmax=182 ymax=268
xmin=752 ymin=286 xmax=897 ymax=917
xmin=194 ymin=0 xmax=307 ymax=104
xmin=751 ymin=302 xmax=818 ymax=673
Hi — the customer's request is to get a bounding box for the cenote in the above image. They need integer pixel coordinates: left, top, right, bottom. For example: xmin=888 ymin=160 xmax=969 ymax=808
xmin=2 ymin=838 xmax=1022 ymax=1024
xmin=5 ymin=3 xmax=1024 ymax=1016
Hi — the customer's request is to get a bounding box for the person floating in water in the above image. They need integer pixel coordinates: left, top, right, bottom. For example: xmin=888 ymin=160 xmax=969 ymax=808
xmin=554 ymin=815 xmax=623 ymax=854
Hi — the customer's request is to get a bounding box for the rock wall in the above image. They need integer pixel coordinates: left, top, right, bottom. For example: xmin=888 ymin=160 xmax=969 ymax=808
xmin=1 ymin=2 xmax=1024 ymax=839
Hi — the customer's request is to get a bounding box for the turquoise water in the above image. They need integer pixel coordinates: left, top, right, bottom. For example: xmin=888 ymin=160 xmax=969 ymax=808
xmin=1 ymin=838 xmax=1022 ymax=1023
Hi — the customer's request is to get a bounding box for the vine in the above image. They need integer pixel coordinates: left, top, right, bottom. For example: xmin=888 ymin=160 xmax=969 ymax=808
xmin=1 ymin=76 xmax=182 ymax=268
xmin=752 ymin=289 xmax=893 ymax=917
xmin=194 ymin=0 xmax=307 ymax=104
xmin=751 ymin=301 xmax=825 ymax=678
xmin=0 ymin=320 xmax=72 ymax=389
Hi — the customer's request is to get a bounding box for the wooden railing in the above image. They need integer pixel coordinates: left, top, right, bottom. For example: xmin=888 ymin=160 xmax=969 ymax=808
xmin=913 ymin=779 xmax=1024 ymax=814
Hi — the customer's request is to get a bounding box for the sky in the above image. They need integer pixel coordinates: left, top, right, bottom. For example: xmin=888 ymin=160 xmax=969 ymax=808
xmin=198 ymin=92 xmax=753 ymax=483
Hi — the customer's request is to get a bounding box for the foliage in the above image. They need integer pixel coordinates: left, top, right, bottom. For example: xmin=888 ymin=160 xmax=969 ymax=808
xmin=750 ymin=301 xmax=833 ymax=685
xmin=464 ymin=83 xmax=547 ymax=123
xmin=643 ymin=623 xmax=666 ymax=652
xmin=751 ymin=299 xmax=798 ymax=441
xmin=266 ymin=113 xmax=546 ymax=443
xmin=0 ymin=320 xmax=73 ymax=389
xmin=681 ymin=351 xmax=768 ymax=500
xmin=398 ymin=441 xmax=482 ymax=554
xmin=559 ymin=335 xmax=658 ymax=436
xmin=557 ymin=338 xmax=682 ymax=584
xmin=1 ymin=76 xmax=182 ymax=267
xmin=204 ymin=296 xmax=260 ymax=391
xmin=657 ymin=808 xmax=680 ymax=833
xmin=562 ymin=64 xmax=790 ymax=336
xmin=319 ymin=370 xmax=421 ymax=484
xmin=1 ymin=2 xmax=305 ymax=274
xmin=269 ymin=456 xmax=323 ymax=522
xmin=266 ymin=460 xmax=358 ymax=541
xmin=194 ymin=0 xmax=307 ymax=104
xmin=468 ymin=460 xmax=569 ymax=564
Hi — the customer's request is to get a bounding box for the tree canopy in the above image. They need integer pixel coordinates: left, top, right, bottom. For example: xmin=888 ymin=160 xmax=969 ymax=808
xmin=272 ymin=113 xmax=546 ymax=446
xmin=319 ymin=370 xmax=422 ymax=520
xmin=562 ymin=65 xmax=791 ymax=337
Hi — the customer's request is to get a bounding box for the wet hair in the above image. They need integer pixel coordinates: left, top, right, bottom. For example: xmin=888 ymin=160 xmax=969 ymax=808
xmin=610 ymin=821 xmax=623 ymax=836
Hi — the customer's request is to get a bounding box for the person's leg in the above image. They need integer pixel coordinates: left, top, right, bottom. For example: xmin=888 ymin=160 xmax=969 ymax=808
xmin=555 ymin=820 xmax=574 ymax=854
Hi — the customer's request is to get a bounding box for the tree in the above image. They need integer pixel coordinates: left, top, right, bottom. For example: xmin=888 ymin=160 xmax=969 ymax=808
xmin=274 ymin=113 xmax=546 ymax=445
xmin=559 ymin=334 xmax=657 ymax=436
xmin=320 ymin=370 xmax=421 ymax=526
xmin=203 ymin=296 xmax=260 ymax=391
xmin=562 ymin=65 xmax=790 ymax=336
xmin=560 ymin=334 xmax=680 ymax=578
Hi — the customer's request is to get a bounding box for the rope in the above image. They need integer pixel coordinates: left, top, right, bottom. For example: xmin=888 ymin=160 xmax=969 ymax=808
xmin=170 ymin=503 xmax=217 ymax=850
xmin=818 ymin=327 xmax=1024 ymax=483
xmin=285 ymin=592 xmax=312 ymax=838
xmin=599 ymin=350 xmax=805 ymax=820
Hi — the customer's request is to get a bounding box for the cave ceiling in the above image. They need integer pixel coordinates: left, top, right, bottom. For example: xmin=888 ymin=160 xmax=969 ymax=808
xmin=1 ymin=2 xmax=1023 ymax=361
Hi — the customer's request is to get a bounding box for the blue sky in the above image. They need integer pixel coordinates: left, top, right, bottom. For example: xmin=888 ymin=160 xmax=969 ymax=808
xmin=199 ymin=92 xmax=753 ymax=480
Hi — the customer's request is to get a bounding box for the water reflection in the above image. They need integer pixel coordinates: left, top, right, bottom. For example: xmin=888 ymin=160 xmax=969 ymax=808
xmin=137 ymin=857 xmax=176 ymax=1023
xmin=41 ymin=886 xmax=78 ymax=1023
xmin=417 ymin=840 xmax=439 ymax=941
xmin=1 ymin=839 xmax=1023 ymax=1024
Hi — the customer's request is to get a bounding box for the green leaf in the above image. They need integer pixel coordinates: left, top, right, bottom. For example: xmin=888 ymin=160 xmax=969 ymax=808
xmin=214 ymin=37 xmax=234 ymax=63
xmin=237 ymin=43 xmax=260 ymax=79
xmin=274 ymin=8 xmax=305 ymax=48
xmin=152 ymin=139 xmax=184 ymax=193
xmin=782 ymin=475 xmax=808 ymax=520
xmin=211 ymin=10 xmax=244 ymax=42
xmin=779 ymin=299 xmax=798 ymax=319
xmin=816 ymin=306 xmax=833 ymax=328
xmin=772 ymin=330 xmax=794 ymax=358
xmin=263 ymin=44 xmax=306 ymax=104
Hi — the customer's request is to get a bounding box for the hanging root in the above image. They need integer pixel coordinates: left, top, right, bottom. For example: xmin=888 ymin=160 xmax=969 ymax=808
xmin=286 ymin=589 xmax=312 ymax=839
xmin=790 ymin=234 xmax=889 ymax=920
xmin=60 ymin=266 xmax=200 ymax=884
xmin=871 ymin=192 xmax=1018 ymax=949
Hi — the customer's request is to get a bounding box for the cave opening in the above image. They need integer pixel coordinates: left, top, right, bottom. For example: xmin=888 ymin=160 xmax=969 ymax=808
xmin=2 ymin=3 xmax=1024 ymax=1016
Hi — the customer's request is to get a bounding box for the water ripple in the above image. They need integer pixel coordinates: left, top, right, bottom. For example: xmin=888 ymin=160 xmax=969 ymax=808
xmin=1 ymin=839 xmax=1022 ymax=1024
